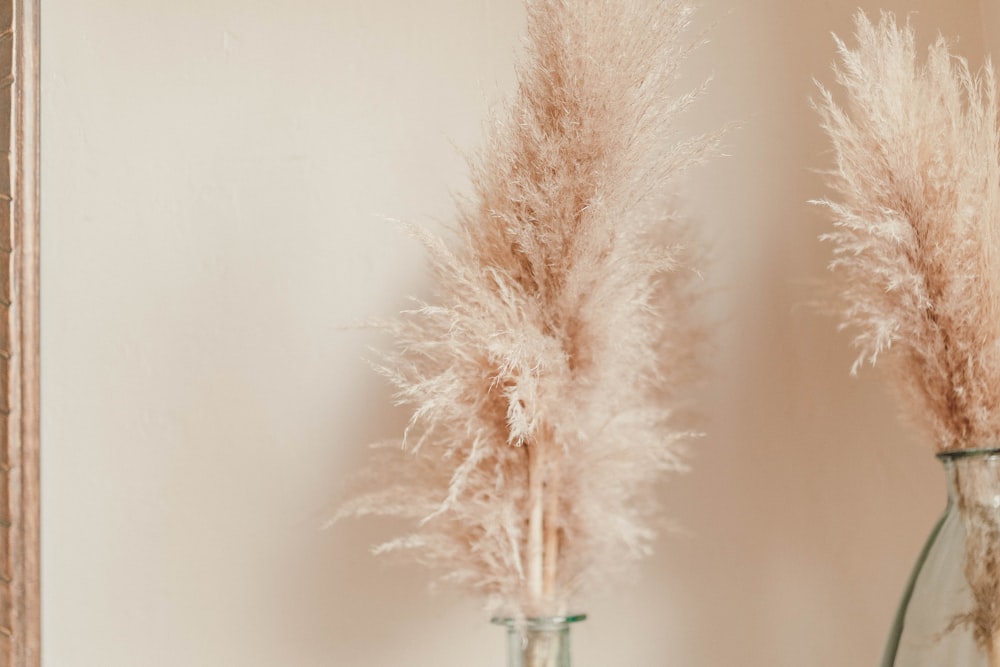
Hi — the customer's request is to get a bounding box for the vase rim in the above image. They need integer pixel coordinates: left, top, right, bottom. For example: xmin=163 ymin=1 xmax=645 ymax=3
xmin=490 ymin=613 xmax=587 ymax=628
xmin=936 ymin=446 xmax=1000 ymax=461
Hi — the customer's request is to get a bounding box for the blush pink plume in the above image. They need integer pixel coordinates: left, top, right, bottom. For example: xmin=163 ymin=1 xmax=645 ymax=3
xmin=336 ymin=0 xmax=719 ymax=619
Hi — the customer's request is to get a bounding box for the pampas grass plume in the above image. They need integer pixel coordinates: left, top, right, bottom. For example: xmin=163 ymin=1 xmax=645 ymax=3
xmin=337 ymin=0 xmax=718 ymax=619
xmin=815 ymin=11 xmax=1000 ymax=452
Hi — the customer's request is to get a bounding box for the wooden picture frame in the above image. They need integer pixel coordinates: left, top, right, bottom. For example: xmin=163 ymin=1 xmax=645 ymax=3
xmin=0 ymin=0 xmax=39 ymax=665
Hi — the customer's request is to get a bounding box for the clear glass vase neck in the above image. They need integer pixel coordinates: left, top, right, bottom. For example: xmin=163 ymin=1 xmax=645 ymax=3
xmin=492 ymin=614 xmax=585 ymax=667
xmin=937 ymin=447 xmax=1000 ymax=506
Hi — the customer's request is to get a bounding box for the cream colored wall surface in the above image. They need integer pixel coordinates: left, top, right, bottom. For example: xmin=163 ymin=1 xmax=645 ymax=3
xmin=40 ymin=2 xmax=991 ymax=666
xmin=984 ymin=0 xmax=1000 ymax=60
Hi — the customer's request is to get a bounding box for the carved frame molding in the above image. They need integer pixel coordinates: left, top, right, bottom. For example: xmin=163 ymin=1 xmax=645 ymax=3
xmin=0 ymin=0 xmax=39 ymax=665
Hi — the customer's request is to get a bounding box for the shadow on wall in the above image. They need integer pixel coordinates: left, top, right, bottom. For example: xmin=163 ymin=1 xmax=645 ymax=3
xmin=252 ymin=363 xmax=435 ymax=667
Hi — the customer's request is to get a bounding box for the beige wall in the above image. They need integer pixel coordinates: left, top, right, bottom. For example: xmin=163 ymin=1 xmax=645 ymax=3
xmin=39 ymin=1 xmax=991 ymax=666
xmin=984 ymin=0 xmax=1000 ymax=60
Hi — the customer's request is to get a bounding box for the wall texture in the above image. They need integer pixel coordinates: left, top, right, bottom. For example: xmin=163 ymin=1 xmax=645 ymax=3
xmin=40 ymin=1 xmax=993 ymax=666
xmin=983 ymin=0 xmax=1000 ymax=60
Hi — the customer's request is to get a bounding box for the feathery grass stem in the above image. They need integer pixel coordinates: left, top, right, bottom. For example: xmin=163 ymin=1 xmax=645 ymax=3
xmin=337 ymin=0 xmax=718 ymax=619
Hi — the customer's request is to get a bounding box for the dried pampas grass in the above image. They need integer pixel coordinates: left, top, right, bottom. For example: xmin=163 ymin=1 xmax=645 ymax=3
xmin=815 ymin=11 xmax=1000 ymax=661
xmin=335 ymin=0 xmax=718 ymax=619
xmin=816 ymin=11 xmax=1000 ymax=452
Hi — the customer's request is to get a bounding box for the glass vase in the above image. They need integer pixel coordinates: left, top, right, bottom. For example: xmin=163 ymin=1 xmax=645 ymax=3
xmin=492 ymin=614 xmax=585 ymax=667
xmin=883 ymin=448 xmax=1000 ymax=666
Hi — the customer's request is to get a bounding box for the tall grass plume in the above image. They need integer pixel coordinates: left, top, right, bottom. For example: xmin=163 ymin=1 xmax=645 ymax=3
xmin=334 ymin=0 xmax=719 ymax=621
